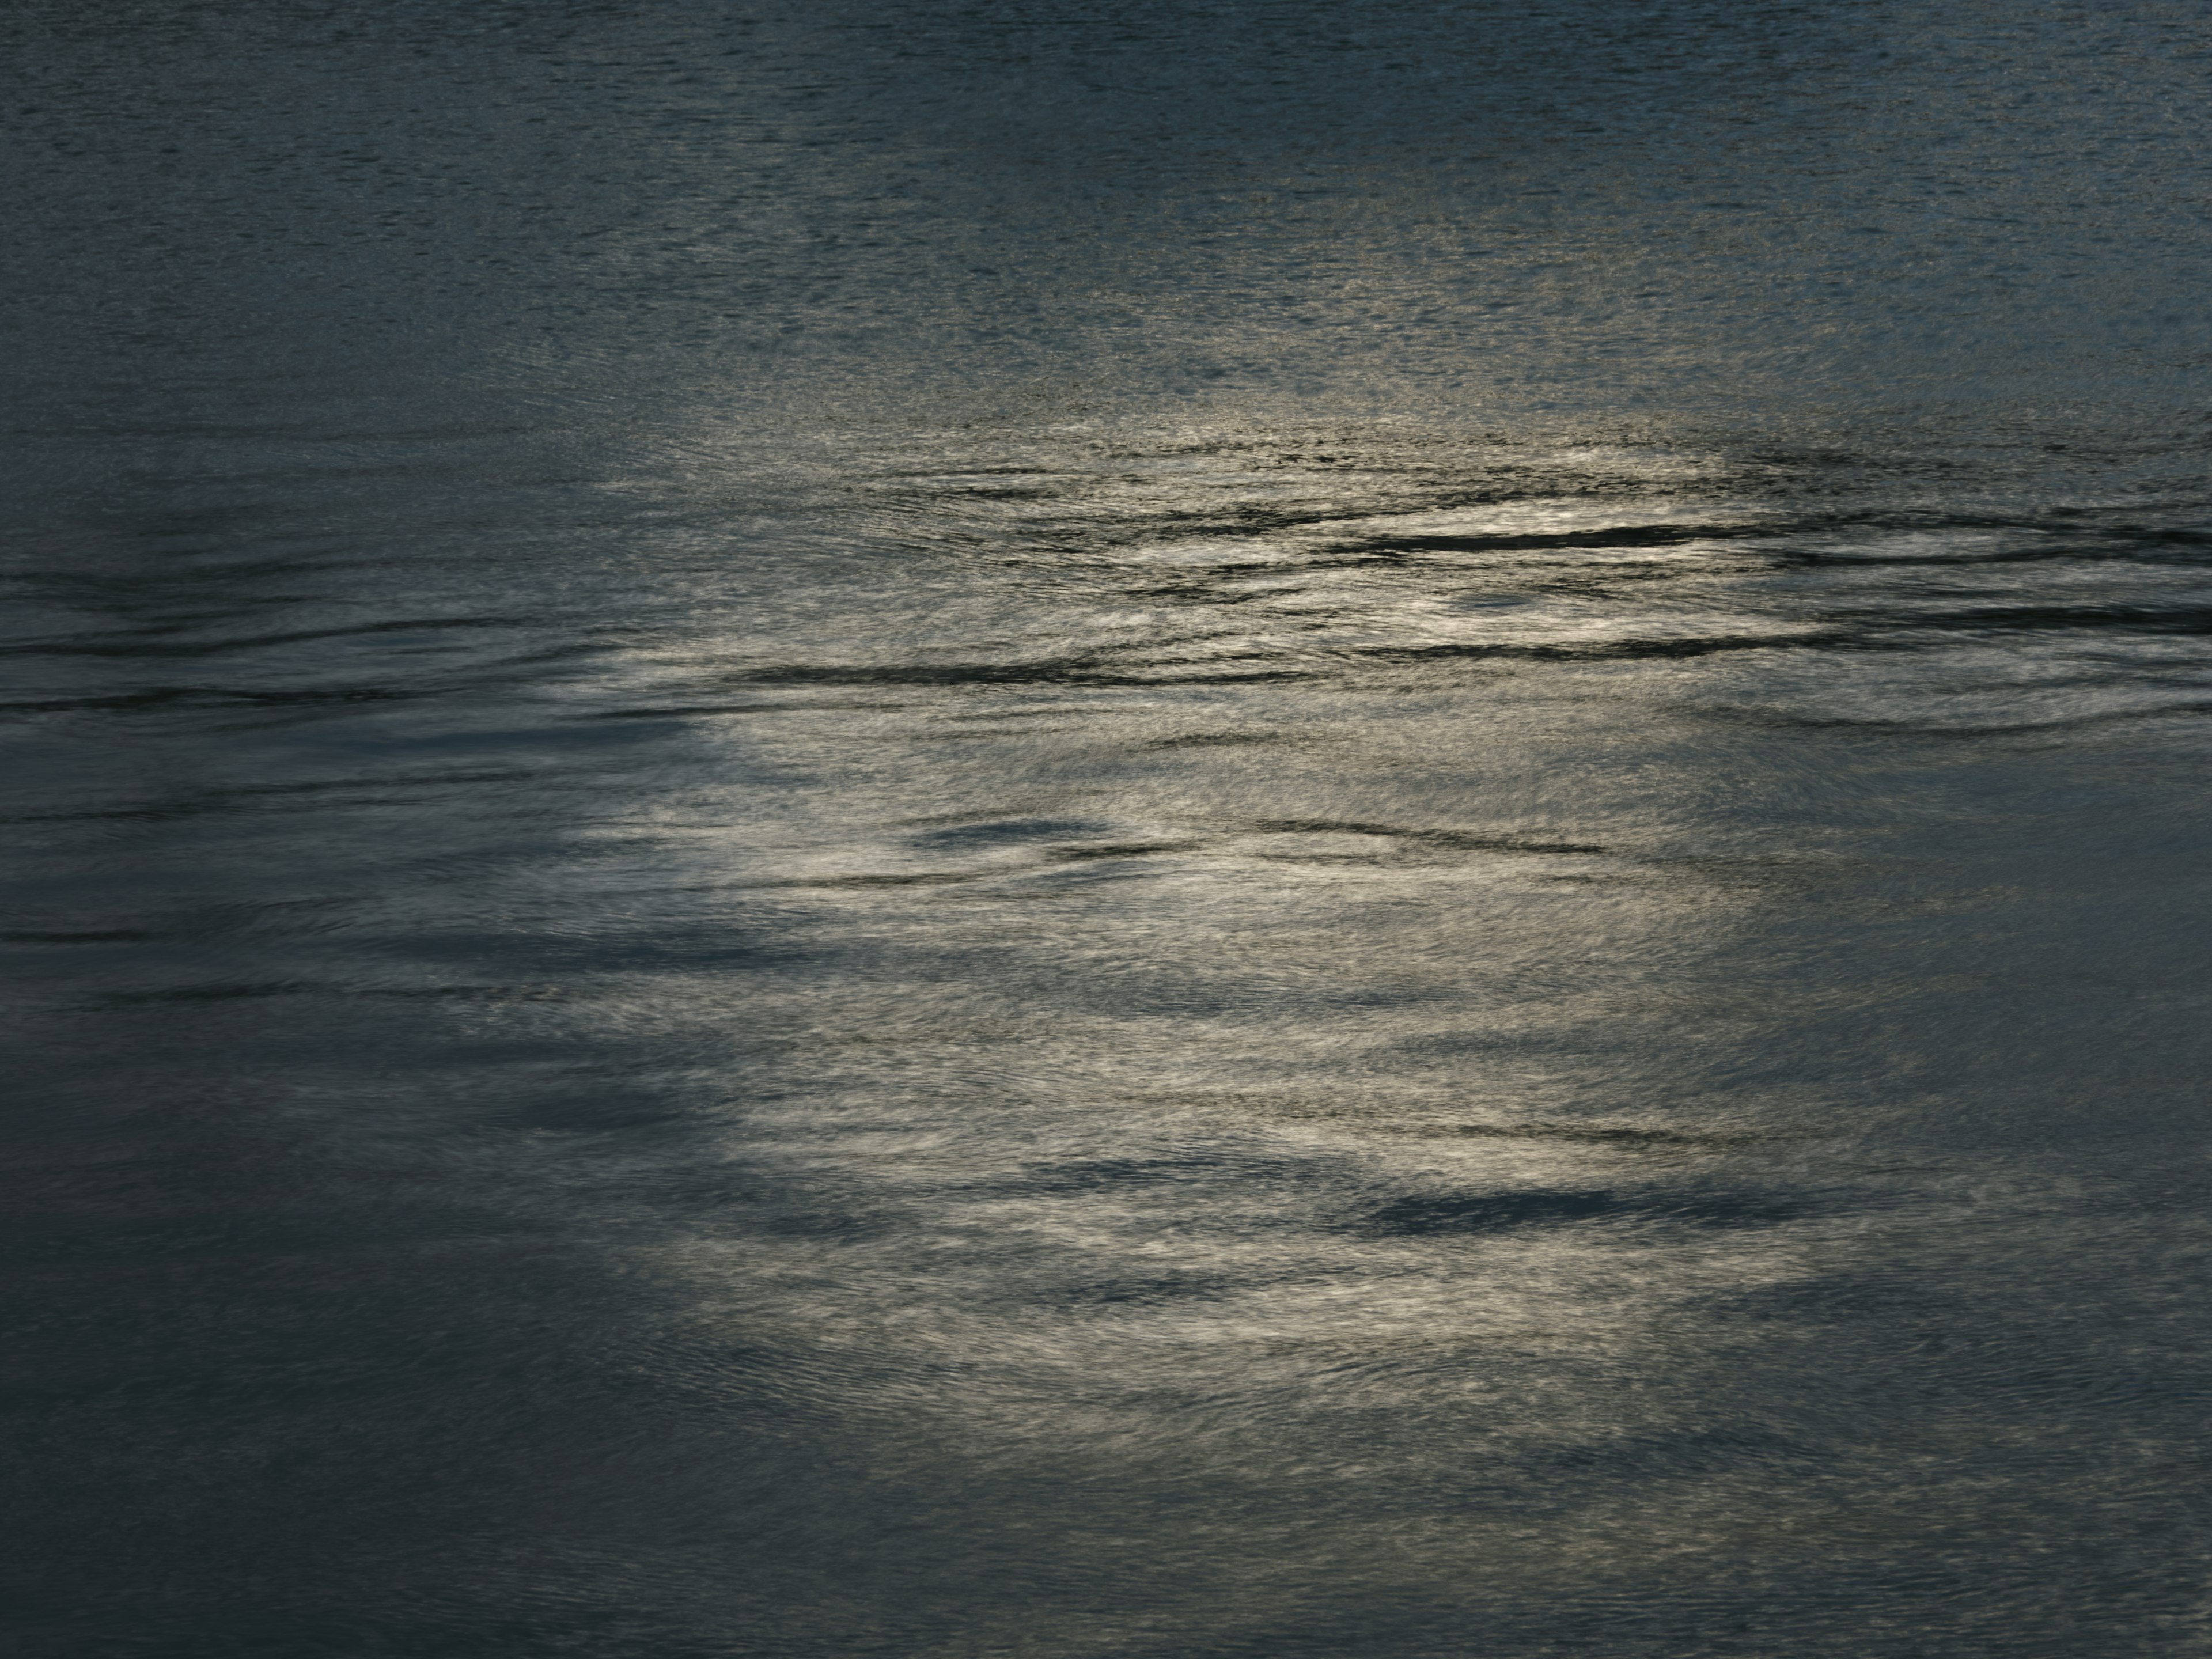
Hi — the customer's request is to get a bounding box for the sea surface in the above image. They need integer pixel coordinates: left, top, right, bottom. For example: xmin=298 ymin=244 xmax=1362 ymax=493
xmin=6 ymin=3 xmax=2212 ymax=1654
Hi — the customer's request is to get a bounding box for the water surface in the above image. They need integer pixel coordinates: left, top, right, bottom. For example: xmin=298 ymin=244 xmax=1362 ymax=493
xmin=6 ymin=2 xmax=2212 ymax=1654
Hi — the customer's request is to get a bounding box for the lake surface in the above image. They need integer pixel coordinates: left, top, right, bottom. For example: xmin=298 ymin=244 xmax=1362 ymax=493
xmin=6 ymin=2 xmax=2211 ymax=1654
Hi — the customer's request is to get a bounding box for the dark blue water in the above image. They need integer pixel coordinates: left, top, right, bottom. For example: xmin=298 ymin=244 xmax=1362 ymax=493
xmin=7 ymin=3 xmax=2212 ymax=1654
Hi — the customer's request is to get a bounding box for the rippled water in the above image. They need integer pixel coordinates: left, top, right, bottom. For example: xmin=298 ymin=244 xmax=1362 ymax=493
xmin=7 ymin=2 xmax=2212 ymax=1654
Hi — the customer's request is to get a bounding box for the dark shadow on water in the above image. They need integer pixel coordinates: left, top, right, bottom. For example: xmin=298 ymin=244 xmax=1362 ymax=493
xmin=1249 ymin=819 xmax=1607 ymax=855
xmin=1365 ymin=1187 xmax=1814 ymax=1236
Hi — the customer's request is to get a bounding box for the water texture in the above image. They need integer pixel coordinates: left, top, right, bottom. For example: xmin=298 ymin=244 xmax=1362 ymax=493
xmin=5 ymin=3 xmax=2211 ymax=1655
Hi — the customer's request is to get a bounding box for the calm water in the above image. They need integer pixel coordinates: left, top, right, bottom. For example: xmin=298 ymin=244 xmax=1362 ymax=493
xmin=7 ymin=3 xmax=2212 ymax=1654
